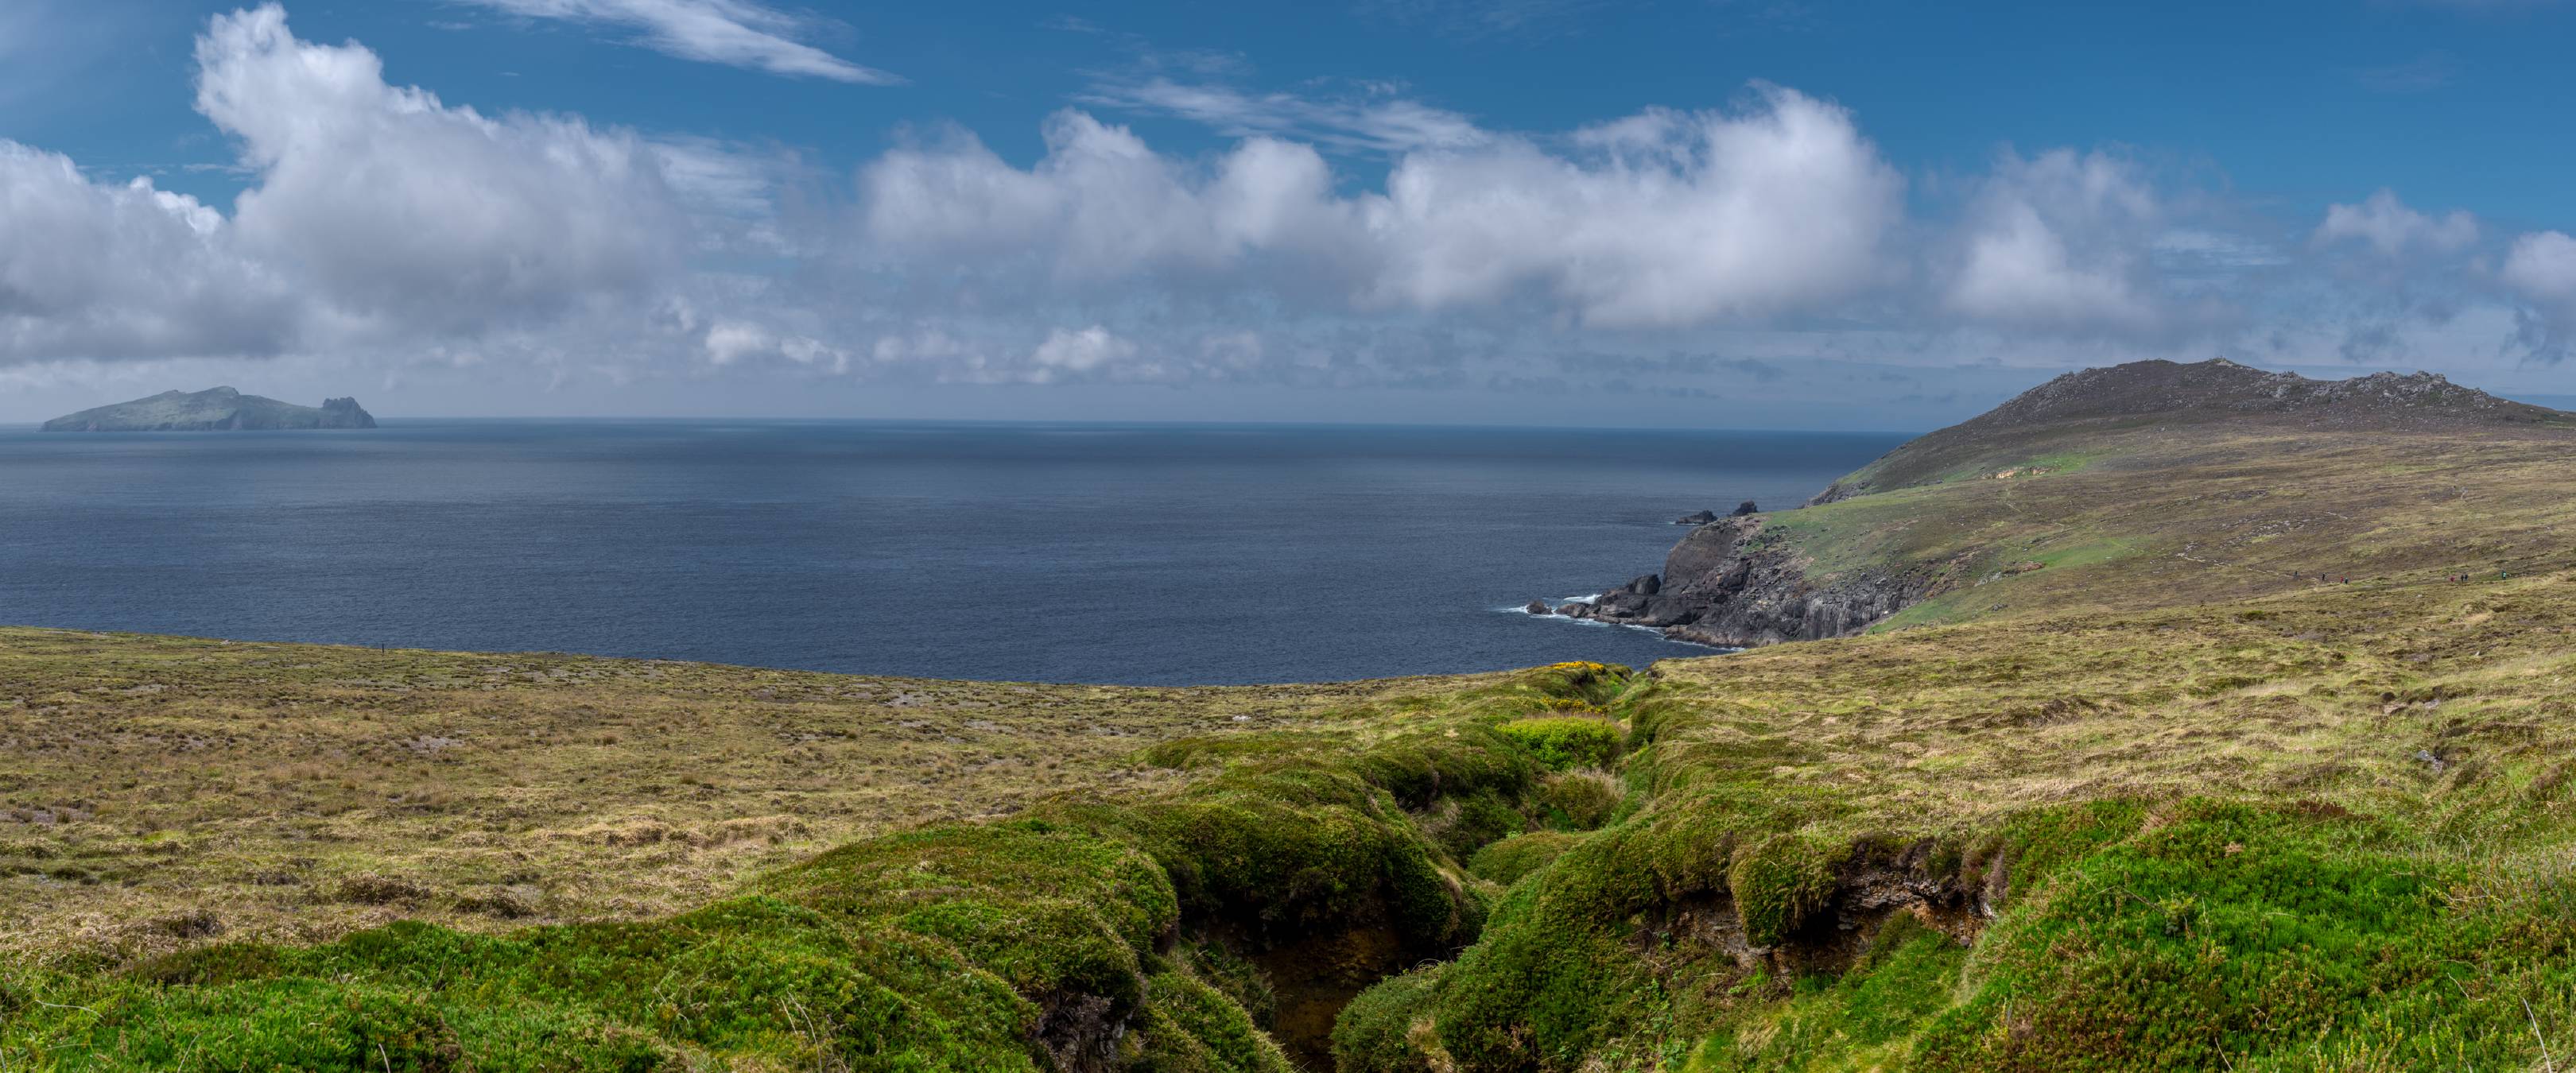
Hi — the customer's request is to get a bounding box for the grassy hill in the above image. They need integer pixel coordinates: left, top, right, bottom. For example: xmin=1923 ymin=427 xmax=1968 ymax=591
xmin=9 ymin=360 xmax=2576 ymax=1071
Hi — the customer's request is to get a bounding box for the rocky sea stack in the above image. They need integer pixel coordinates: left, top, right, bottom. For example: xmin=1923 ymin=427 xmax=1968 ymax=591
xmin=41 ymin=387 xmax=377 ymax=432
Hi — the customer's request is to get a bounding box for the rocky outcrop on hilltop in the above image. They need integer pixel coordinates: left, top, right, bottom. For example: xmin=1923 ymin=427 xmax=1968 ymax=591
xmin=43 ymin=388 xmax=378 ymax=432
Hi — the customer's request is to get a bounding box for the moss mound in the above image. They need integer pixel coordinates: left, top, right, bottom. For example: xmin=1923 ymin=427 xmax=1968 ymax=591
xmin=1466 ymin=831 xmax=1583 ymax=886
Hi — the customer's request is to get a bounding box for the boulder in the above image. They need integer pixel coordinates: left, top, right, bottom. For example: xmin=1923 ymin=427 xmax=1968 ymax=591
xmin=1621 ymin=573 xmax=1662 ymax=595
xmin=1554 ymin=602 xmax=1592 ymax=618
xmin=1523 ymin=600 xmax=1554 ymax=615
xmin=1633 ymin=595 xmax=1703 ymax=627
xmin=1592 ymin=591 xmax=1651 ymax=616
xmin=1731 ymin=500 xmax=1760 ymax=517
xmin=1674 ymin=509 xmax=1720 ymax=525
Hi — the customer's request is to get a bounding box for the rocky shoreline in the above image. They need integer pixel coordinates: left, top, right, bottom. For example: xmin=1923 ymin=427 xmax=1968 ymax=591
xmin=1531 ymin=513 xmax=1934 ymax=648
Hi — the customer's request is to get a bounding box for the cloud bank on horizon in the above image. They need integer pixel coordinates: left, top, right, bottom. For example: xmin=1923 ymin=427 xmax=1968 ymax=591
xmin=3 ymin=1 xmax=2574 ymax=420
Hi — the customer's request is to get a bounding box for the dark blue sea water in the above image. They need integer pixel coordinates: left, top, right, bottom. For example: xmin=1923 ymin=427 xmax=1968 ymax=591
xmin=0 ymin=422 xmax=1904 ymax=684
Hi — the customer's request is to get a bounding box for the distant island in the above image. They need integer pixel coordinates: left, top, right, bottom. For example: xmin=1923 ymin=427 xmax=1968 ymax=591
xmin=41 ymin=387 xmax=376 ymax=432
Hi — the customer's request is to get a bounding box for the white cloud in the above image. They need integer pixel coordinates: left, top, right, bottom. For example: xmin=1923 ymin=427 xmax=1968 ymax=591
xmin=2502 ymin=230 xmax=2576 ymax=300
xmin=2500 ymin=230 xmax=2576 ymax=359
xmin=860 ymin=111 xmax=1364 ymax=286
xmin=704 ymin=319 xmax=844 ymax=369
xmin=1944 ymin=149 xmax=2167 ymax=331
xmin=196 ymin=6 xmax=692 ymax=336
xmin=1031 ymin=325 xmax=1136 ymax=372
xmin=861 ymin=87 xmax=1903 ymax=329
xmin=0 ymin=142 xmax=298 ymax=362
xmin=1360 ymin=91 xmax=1903 ymax=327
xmin=2315 ymin=190 xmax=2477 ymax=258
xmin=1076 ymin=78 xmax=1488 ymax=154
xmin=462 ymin=0 xmax=899 ymax=83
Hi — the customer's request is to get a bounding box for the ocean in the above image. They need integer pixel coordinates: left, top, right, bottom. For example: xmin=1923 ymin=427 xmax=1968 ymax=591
xmin=0 ymin=421 xmax=1905 ymax=685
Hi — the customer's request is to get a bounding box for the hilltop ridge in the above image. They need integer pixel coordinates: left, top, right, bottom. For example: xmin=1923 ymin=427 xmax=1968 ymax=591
xmin=1814 ymin=358 xmax=2564 ymax=503
xmin=1548 ymin=358 xmax=2576 ymax=647
xmin=41 ymin=387 xmax=376 ymax=432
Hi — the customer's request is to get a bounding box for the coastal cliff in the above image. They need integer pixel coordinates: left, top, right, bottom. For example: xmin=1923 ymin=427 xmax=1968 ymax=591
xmin=1547 ymin=358 xmax=2570 ymax=648
xmin=41 ymin=387 xmax=377 ymax=432
xmin=1558 ymin=513 xmax=1935 ymax=647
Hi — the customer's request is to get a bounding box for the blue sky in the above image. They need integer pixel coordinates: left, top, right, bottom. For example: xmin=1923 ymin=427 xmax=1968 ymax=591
xmin=4 ymin=0 xmax=2575 ymax=426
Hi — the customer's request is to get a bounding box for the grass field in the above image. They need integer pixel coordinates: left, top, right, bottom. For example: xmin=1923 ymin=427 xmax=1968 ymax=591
xmin=9 ymin=397 xmax=2576 ymax=1070
xmin=0 ymin=633 xmax=1440 ymax=966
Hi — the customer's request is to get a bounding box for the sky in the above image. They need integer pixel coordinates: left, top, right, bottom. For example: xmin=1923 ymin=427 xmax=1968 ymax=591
xmin=6 ymin=0 xmax=2576 ymax=428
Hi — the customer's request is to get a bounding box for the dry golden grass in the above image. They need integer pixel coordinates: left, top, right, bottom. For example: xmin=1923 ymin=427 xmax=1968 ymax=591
xmin=1770 ymin=424 xmax=2576 ymax=629
xmin=1652 ymin=565 xmax=2576 ymax=836
xmin=0 ymin=629 xmax=1453 ymax=964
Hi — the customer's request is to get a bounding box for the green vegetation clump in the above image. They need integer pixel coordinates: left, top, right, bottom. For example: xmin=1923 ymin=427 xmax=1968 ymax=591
xmin=1331 ymin=963 xmax=1448 ymax=1072
xmin=1727 ymin=834 xmax=1847 ymax=947
xmin=1531 ymin=769 xmax=1626 ymax=830
xmin=1686 ymin=913 xmax=1967 ymax=1071
xmin=1038 ymin=758 xmax=1479 ymax=951
xmin=1466 ymin=831 xmax=1583 ymax=885
xmin=1910 ymin=800 xmax=2552 ymax=1071
xmin=1496 ymin=716 xmax=1621 ymax=771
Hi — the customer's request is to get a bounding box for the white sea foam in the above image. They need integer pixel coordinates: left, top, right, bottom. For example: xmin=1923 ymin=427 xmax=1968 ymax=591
xmin=1499 ymin=602 xmax=1735 ymax=650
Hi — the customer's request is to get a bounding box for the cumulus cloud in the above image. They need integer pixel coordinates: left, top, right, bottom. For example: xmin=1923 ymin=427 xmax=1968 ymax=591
xmin=1361 ymin=91 xmax=1903 ymax=327
xmin=0 ymin=142 xmax=297 ymax=362
xmin=1943 ymin=149 xmax=2168 ymax=332
xmin=704 ymin=319 xmax=844 ymax=368
xmin=860 ymin=111 xmax=1364 ymax=287
xmin=861 ymin=87 xmax=1903 ymax=329
xmin=0 ymin=4 xmax=789 ymax=373
xmin=197 ymin=6 xmax=690 ymax=336
xmin=1031 ymin=325 xmax=1137 ymax=374
xmin=462 ymin=0 xmax=898 ymax=83
xmin=2502 ymin=230 xmax=2576 ymax=300
xmin=2315 ymin=190 xmax=2477 ymax=258
xmin=2500 ymin=230 xmax=2576 ymax=359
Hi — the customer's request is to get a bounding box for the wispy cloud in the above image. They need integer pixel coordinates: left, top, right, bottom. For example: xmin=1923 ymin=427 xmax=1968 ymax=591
xmin=1076 ymin=78 xmax=1487 ymax=154
xmin=461 ymin=0 xmax=900 ymax=83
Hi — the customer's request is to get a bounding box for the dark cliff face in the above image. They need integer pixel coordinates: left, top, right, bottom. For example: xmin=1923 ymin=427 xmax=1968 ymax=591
xmin=1558 ymin=516 xmax=1933 ymax=648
